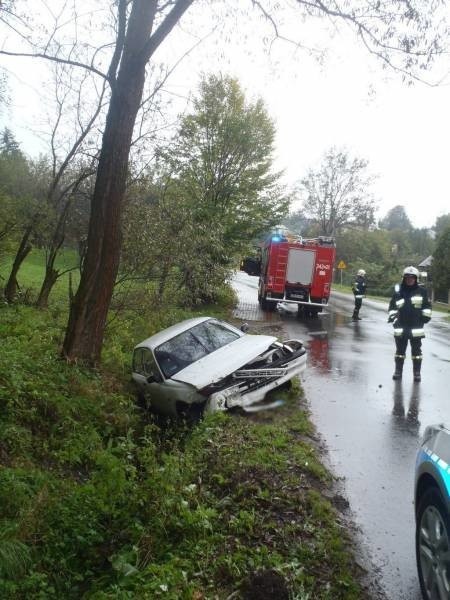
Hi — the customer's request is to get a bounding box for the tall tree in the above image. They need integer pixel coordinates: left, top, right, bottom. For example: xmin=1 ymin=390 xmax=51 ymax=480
xmin=409 ymin=227 xmax=435 ymax=260
xmin=432 ymin=225 xmax=450 ymax=298
xmin=0 ymin=127 xmax=21 ymax=156
xmin=434 ymin=213 xmax=450 ymax=238
xmin=1 ymin=1 xmax=448 ymax=363
xmin=336 ymin=228 xmax=392 ymax=265
xmin=34 ymin=61 xmax=106 ymax=308
xmin=122 ymin=75 xmax=287 ymax=305
xmin=169 ymin=74 xmax=286 ymax=250
xmin=379 ymin=205 xmax=413 ymax=231
xmin=300 ymin=147 xmax=377 ymax=236
xmin=282 ymin=208 xmax=314 ymax=237
xmin=62 ymin=1 xmax=194 ymax=364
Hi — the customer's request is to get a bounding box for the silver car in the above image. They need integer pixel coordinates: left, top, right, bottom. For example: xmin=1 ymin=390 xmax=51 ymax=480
xmin=132 ymin=317 xmax=306 ymax=417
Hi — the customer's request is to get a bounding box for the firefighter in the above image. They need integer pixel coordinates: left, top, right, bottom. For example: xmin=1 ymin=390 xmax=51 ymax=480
xmin=351 ymin=269 xmax=367 ymax=321
xmin=388 ymin=266 xmax=432 ymax=382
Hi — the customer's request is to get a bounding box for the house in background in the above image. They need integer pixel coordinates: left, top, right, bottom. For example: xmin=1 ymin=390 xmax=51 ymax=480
xmin=418 ymin=255 xmax=433 ymax=281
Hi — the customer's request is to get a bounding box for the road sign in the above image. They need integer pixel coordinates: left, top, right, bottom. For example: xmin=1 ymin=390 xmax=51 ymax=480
xmin=337 ymin=260 xmax=347 ymax=269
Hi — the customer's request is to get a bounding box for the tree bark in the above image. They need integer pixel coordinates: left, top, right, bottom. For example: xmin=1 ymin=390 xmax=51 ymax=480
xmin=4 ymin=226 xmax=33 ymax=302
xmin=62 ymin=81 xmax=147 ymax=362
xmin=36 ymin=263 xmax=59 ymax=308
xmin=35 ymin=191 xmax=79 ymax=308
xmin=62 ymin=0 xmax=194 ymax=364
xmin=158 ymin=261 xmax=171 ymax=301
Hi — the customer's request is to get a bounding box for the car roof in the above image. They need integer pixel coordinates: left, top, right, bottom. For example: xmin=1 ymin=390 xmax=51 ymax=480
xmin=134 ymin=316 xmax=215 ymax=351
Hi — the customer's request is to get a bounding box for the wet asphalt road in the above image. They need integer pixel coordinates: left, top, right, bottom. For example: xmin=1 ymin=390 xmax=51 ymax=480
xmin=232 ymin=271 xmax=450 ymax=600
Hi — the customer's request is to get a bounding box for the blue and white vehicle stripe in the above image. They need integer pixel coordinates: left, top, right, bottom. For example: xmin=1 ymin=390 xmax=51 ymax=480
xmin=418 ymin=446 xmax=450 ymax=497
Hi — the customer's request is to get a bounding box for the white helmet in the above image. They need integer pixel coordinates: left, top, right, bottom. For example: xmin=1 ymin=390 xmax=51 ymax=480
xmin=403 ymin=266 xmax=419 ymax=278
xmin=357 ymin=269 xmax=366 ymax=276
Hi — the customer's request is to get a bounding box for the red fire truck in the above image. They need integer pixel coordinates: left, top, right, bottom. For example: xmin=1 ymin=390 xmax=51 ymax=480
xmin=243 ymin=234 xmax=336 ymax=317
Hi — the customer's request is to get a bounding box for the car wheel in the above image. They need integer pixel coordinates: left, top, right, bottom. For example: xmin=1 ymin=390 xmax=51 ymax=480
xmin=416 ymin=486 xmax=450 ymax=600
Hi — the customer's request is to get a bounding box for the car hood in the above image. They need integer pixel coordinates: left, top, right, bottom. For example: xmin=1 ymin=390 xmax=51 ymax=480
xmin=171 ymin=334 xmax=277 ymax=389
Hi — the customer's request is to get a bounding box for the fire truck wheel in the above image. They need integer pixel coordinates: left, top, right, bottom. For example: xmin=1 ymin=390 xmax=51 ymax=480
xmin=296 ymin=305 xmax=305 ymax=318
xmin=260 ymin=294 xmax=276 ymax=311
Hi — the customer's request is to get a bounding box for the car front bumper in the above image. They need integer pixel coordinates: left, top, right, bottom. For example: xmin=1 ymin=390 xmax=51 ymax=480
xmin=206 ymin=350 xmax=307 ymax=412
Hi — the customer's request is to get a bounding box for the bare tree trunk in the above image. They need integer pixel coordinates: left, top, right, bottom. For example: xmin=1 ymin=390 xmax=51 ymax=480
xmin=4 ymin=226 xmax=33 ymax=302
xmin=62 ymin=0 xmax=193 ymax=364
xmin=36 ymin=212 xmax=65 ymax=308
xmin=36 ymin=264 xmax=59 ymax=308
xmin=36 ymin=199 xmax=73 ymax=308
xmin=62 ymin=2 xmax=154 ymax=364
xmin=158 ymin=262 xmax=170 ymax=300
xmin=62 ymin=94 xmax=143 ymax=361
xmin=67 ymin=272 xmax=73 ymax=302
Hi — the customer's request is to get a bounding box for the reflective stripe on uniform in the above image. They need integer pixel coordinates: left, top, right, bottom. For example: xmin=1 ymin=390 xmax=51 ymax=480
xmin=389 ymin=309 xmax=397 ymax=317
xmin=411 ymin=328 xmax=425 ymax=338
xmin=412 ymin=355 xmax=423 ymax=360
xmin=395 ymin=354 xmax=406 ymax=359
xmin=411 ymin=295 xmax=423 ymax=308
xmin=395 ymin=298 xmax=405 ymax=308
xmin=355 ymin=295 xmax=364 ymax=299
xmin=394 ymin=328 xmax=404 ymax=337
xmin=422 ymin=308 xmax=432 ymax=317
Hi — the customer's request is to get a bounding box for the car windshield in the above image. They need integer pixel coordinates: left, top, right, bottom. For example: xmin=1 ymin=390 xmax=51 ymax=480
xmin=154 ymin=320 xmax=241 ymax=378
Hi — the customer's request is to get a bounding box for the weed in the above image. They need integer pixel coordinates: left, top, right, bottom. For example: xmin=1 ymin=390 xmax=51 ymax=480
xmin=0 ymin=253 xmax=363 ymax=598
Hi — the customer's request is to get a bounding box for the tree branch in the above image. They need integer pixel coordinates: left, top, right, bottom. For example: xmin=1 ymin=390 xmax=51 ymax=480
xmin=0 ymin=49 xmax=109 ymax=81
xmin=107 ymin=0 xmax=127 ymax=84
xmin=141 ymin=0 xmax=195 ymax=63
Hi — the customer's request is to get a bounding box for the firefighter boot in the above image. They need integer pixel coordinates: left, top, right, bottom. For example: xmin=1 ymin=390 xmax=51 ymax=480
xmin=352 ymin=309 xmax=361 ymax=321
xmin=413 ymin=358 xmax=422 ymax=383
xmin=392 ymin=356 xmax=404 ymax=381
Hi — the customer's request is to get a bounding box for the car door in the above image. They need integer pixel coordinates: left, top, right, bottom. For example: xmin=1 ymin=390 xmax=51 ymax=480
xmin=132 ymin=348 xmax=171 ymax=414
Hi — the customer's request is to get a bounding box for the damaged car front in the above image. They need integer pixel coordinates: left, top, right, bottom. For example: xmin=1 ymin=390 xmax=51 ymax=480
xmin=132 ymin=317 xmax=306 ymax=417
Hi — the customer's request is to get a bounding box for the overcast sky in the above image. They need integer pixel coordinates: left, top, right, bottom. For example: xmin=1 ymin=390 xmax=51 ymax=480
xmin=1 ymin=2 xmax=449 ymax=229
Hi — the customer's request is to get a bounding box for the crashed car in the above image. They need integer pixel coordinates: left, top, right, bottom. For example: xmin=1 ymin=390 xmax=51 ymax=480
xmin=415 ymin=424 xmax=450 ymax=600
xmin=132 ymin=317 xmax=306 ymax=416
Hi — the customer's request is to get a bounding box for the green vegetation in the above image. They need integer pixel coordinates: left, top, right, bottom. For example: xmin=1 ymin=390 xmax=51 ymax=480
xmin=333 ymin=282 xmax=449 ymax=312
xmin=432 ymin=225 xmax=450 ymax=301
xmin=0 ymin=253 xmax=363 ymax=599
xmin=122 ymin=74 xmax=288 ymax=307
xmin=284 ymin=199 xmax=446 ymax=301
xmin=0 ymin=249 xmax=79 ymax=301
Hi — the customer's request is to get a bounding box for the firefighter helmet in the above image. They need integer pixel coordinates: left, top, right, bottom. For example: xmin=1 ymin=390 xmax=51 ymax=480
xmin=357 ymin=269 xmax=366 ymax=277
xmin=403 ymin=266 xmax=419 ymax=278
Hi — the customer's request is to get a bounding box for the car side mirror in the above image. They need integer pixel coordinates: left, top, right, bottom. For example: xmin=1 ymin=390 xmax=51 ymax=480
xmin=240 ymin=323 xmax=249 ymax=333
xmin=146 ymin=374 xmax=156 ymax=384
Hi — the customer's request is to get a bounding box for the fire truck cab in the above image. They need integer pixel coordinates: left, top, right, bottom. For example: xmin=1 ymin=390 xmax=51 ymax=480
xmin=255 ymin=234 xmax=336 ymax=316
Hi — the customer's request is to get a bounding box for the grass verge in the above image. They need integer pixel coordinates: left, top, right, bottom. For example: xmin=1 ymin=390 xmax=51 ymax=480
xmin=0 ymin=253 xmax=366 ymax=598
